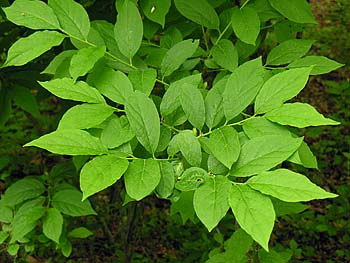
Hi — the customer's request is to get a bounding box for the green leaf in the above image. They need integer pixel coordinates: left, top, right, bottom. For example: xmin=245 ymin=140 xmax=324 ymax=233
xmin=52 ymin=189 xmax=97 ymax=216
xmin=242 ymin=117 xmax=291 ymax=139
xmin=231 ymin=135 xmax=303 ymax=177
xmin=171 ymin=191 xmax=195 ymax=224
xmin=231 ymin=6 xmax=260 ymax=45
xmin=70 ymin=46 xmax=106 ymax=80
xmin=207 ymin=155 xmax=229 ymax=175
xmin=1 ymin=178 xmax=45 ymax=207
xmin=80 ymin=155 xmax=129 ymax=200
xmin=88 ymin=68 xmax=133 ymax=104
xmin=49 ymin=0 xmax=91 ymax=39
xmin=0 ymin=202 xmax=13 ymax=223
xmin=229 ymin=184 xmax=275 ymax=251
xmin=205 ymin=126 xmax=240 ymax=169
xmin=43 ymin=208 xmax=63 ymax=243
xmin=60 ymin=236 xmax=72 ymax=257
xmin=180 ymin=83 xmax=205 ymax=129
xmin=0 ymin=231 xmax=9 ymax=245
xmin=259 ymin=248 xmax=292 ymax=263
xmin=140 ymin=0 xmax=171 ymax=27
xmin=68 ymin=227 xmax=93 ymax=238
xmin=4 ymin=31 xmax=65 ymax=67
xmin=175 ymin=167 xmax=208 ymax=191
xmin=224 ymin=229 xmax=253 ymax=262
xmin=194 ymin=175 xmax=231 ymax=231
xmin=265 ymin=103 xmax=340 ymax=128
xmin=247 ymin=169 xmax=338 ymax=202
xmin=254 ymin=67 xmax=312 ymax=114
xmin=156 ymin=161 xmax=175 ymax=198
xmin=114 ymin=0 xmax=143 ymax=60
xmin=211 ymin=39 xmax=238 ymax=72
xmin=3 ymin=0 xmax=60 ymax=30
xmin=58 ymin=103 xmax=114 ymax=130
xmin=288 ymin=56 xmax=344 ymax=75
xmin=39 ymin=78 xmax=105 ymax=104
xmin=128 ymin=68 xmax=157 ymax=96
xmin=125 ymin=91 xmax=160 ymax=154
xmin=11 ymin=86 xmax=40 ymax=118
xmin=124 ymin=159 xmax=161 ymax=201
xmin=288 ymin=141 xmax=318 ymax=169
xmin=266 ymin=39 xmax=314 ymax=66
xmin=160 ymin=27 xmax=183 ymax=48
xmin=268 ymin=0 xmax=317 ymax=24
xmin=272 ymin=198 xmax=308 ymax=216
xmin=24 ymin=129 xmax=108 ymax=156
xmin=174 ymin=0 xmax=219 ymax=29
xmin=161 ymin=39 xmax=199 ymax=77
xmin=101 ymin=115 xmax=135 ymax=149
xmin=168 ymin=130 xmax=202 ymax=167
xmin=223 ymin=57 xmax=264 ymax=120
xmin=156 ymin=125 xmax=172 ymax=152
xmin=42 ymin=50 xmax=77 ymax=75
xmin=7 ymin=244 xmax=20 ymax=256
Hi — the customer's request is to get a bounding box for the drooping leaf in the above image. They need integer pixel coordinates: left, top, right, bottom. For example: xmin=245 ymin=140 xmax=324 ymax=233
xmin=156 ymin=161 xmax=175 ymax=198
xmin=247 ymin=169 xmax=338 ymax=202
xmin=211 ymin=39 xmax=238 ymax=72
xmin=229 ymin=184 xmax=275 ymax=251
xmin=231 ymin=135 xmax=303 ymax=177
xmin=125 ymin=91 xmax=160 ymax=154
xmin=171 ymin=191 xmax=196 ymax=224
xmin=39 ymin=78 xmax=105 ymax=104
xmin=254 ymin=67 xmax=312 ymax=114
xmin=43 ymin=208 xmax=63 ymax=243
xmin=4 ymin=31 xmax=65 ymax=67
xmin=140 ymin=0 xmax=171 ymax=27
xmin=11 ymin=85 xmax=40 ymax=118
xmin=49 ymin=0 xmax=91 ymax=39
xmin=24 ymin=129 xmax=108 ymax=156
xmin=69 ymin=46 xmax=106 ymax=80
xmin=174 ymin=0 xmax=220 ymax=29
xmin=161 ymin=39 xmax=199 ymax=77
xmin=265 ymin=103 xmax=340 ymax=128
xmin=128 ymin=68 xmax=157 ymax=96
xmin=3 ymin=0 xmax=60 ymax=30
xmin=194 ymin=175 xmax=231 ymax=231
xmin=288 ymin=56 xmax=344 ymax=75
xmin=175 ymin=167 xmax=208 ymax=191
xmin=52 ymin=189 xmax=97 ymax=216
xmin=124 ymin=159 xmax=161 ymax=201
xmin=223 ymin=57 xmax=264 ymax=120
xmin=266 ymin=39 xmax=314 ymax=66
xmin=231 ymin=6 xmax=260 ymax=45
xmin=80 ymin=155 xmax=129 ymax=200
xmin=114 ymin=0 xmax=143 ymax=60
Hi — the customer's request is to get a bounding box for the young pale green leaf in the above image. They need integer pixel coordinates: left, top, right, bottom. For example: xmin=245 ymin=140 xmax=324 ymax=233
xmin=125 ymin=91 xmax=160 ymax=154
xmin=114 ymin=0 xmax=143 ymax=60
xmin=231 ymin=6 xmax=260 ymax=45
xmin=24 ymin=129 xmax=108 ymax=156
xmin=52 ymin=189 xmax=96 ymax=216
xmin=69 ymin=46 xmax=106 ymax=80
xmin=88 ymin=67 xmax=133 ymax=104
xmin=49 ymin=0 xmax=90 ymax=39
xmin=254 ymin=67 xmax=312 ymax=114
xmin=211 ymin=39 xmax=238 ymax=72
xmin=242 ymin=117 xmax=292 ymax=139
xmin=288 ymin=56 xmax=344 ymax=75
xmin=39 ymin=78 xmax=105 ymax=104
xmin=124 ymin=159 xmax=161 ymax=201
xmin=231 ymin=135 xmax=303 ymax=177
xmin=1 ymin=178 xmax=45 ymax=207
xmin=205 ymin=126 xmax=240 ymax=169
xmin=128 ymin=68 xmax=157 ymax=96
xmin=101 ymin=115 xmax=135 ymax=149
xmin=247 ymin=169 xmax=338 ymax=202
xmin=288 ymin=141 xmax=318 ymax=169
xmin=229 ymin=184 xmax=275 ymax=251
xmin=11 ymin=85 xmax=40 ymax=118
xmin=205 ymin=76 xmax=227 ymax=129
xmin=80 ymin=155 xmax=129 ymax=200
xmin=4 ymin=31 xmax=65 ymax=67
xmin=266 ymin=39 xmax=314 ymax=66
xmin=268 ymin=0 xmax=317 ymax=24
xmin=3 ymin=0 xmax=60 ymax=30
xmin=180 ymin=83 xmax=205 ymax=130
xmin=175 ymin=167 xmax=208 ymax=191
xmin=68 ymin=227 xmax=93 ymax=238
xmin=223 ymin=57 xmax=265 ymax=120
xmin=168 ymin=130 xmax=202 ymax=167
xmin=194 ymin=175 xmax=231 ymax=232
xmin=58 ymin=103 xmax=115 ymax=130
xmin=43 ymin=208 xmax=63 ymax=243
xmin=140 ymin=0 xmax=171 ymax=27
xmin=156 ymin=161 xmax=175 ymax=198
xmin=265 ymin=103 xmax=340 ymax=128
xmin=161 ymin=39 xmax=199 ymax=77
xmin=174 ymin=0 xmax=219 ymax=29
